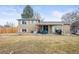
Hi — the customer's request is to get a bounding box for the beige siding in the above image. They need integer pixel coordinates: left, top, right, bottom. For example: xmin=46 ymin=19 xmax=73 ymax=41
xmin=62 ymin=24 xmax=70 ymax=34
xmin=18 ymin=20 xmax=37 ymax=33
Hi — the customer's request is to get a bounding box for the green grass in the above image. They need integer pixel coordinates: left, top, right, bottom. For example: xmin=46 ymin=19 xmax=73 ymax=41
xmin=0 ymin=34 xmax=79 ymax=54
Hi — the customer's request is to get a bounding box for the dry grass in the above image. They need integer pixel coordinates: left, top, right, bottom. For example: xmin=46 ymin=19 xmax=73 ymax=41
xmin=0 ymin=33 xmax=79 ymax=54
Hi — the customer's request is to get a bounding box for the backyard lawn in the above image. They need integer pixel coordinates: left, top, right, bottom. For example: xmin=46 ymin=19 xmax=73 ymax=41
xmin=0 ymin=33 xmax=79 ymax=54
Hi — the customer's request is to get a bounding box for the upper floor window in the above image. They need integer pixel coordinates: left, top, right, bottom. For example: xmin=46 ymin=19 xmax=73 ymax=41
xmin=22 ymin=20 xmax=26 ymax=24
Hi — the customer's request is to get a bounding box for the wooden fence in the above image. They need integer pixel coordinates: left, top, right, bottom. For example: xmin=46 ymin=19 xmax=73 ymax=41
xmin=0 ymin=27 xmax=18 ymax=33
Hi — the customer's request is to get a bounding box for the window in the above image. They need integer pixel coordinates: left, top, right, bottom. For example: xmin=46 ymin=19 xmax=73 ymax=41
xmin=22 ymin=20 xmax=26 ymax=24
xmin=22 ymin=29 xmax=27 ymax=32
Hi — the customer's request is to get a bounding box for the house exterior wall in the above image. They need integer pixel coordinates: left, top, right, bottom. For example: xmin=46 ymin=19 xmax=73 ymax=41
xmin=52 ymin=25 xmax=63 ymax=33
xmin=17 ymin=19 xmax=71 ymax=34
xmin=36 ymin=25 xmax=63 ymax=34
xmin=62 ymin=24 xmax=70 ymax=34
xmin=18 ymin=20 xmax=39 ymax=33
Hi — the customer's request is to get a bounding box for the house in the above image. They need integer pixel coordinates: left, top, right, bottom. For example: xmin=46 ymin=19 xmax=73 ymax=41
xmin=17 ymin=17 xmax=72 ymax=35
xmin=70 ymin=20 xmax=79 ymax=34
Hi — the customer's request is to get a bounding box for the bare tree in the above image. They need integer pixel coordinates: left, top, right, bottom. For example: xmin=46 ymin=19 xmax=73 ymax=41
xmin=4 ymin=22 xmax=14 ymax=27
xmin=61 ymin=9 xmax=79 ymax=24
xmin=33 ymin=12 xmax=44 ymax=22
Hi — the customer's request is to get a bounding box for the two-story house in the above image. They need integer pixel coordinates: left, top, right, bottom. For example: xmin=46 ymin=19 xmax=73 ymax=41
xmin=17 ymin=17 xmax=71 ymax=34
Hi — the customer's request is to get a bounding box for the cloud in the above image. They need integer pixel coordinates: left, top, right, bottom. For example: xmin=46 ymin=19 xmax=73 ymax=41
xmin=52 ymin=11 xmax=63 ymax=18
xmin=51 ymin=9 xmax=75 ymax=21
xmin=51 ymin=11 xmax=64 ymax=21
xmin=39 ymin=11 xmax=64 ymax=21
xmin=0 ymin=7 xmax=21 ymax=18
xmin=0 ymin=6 xmax=21 ymax=26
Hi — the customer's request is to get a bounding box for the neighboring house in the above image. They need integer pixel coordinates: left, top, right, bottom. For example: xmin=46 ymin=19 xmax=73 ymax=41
xmin=70 ymin=20 xmax=79 ymax=34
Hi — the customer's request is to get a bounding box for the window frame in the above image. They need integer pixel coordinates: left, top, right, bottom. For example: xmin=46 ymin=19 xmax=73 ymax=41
xmin=22 ymin=20 xmax=27 ymax=24
xmin=22 ymin=29 xmax=27 ymax=32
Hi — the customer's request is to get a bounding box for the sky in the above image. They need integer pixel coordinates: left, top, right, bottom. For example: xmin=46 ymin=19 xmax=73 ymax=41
xmin=0 ymin=5 xmax=79 ymax=26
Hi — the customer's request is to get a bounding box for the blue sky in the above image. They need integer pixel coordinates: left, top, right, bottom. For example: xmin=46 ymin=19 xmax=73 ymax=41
xmin=0 ymin=5 xmax=79 ymax=26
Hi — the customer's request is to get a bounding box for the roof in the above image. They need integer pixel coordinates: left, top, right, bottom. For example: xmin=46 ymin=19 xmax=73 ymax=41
xmin=17 ymin=18 xmax=40 ymax=21
xmin=36 ymin=21 xmax=63 ymax=25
